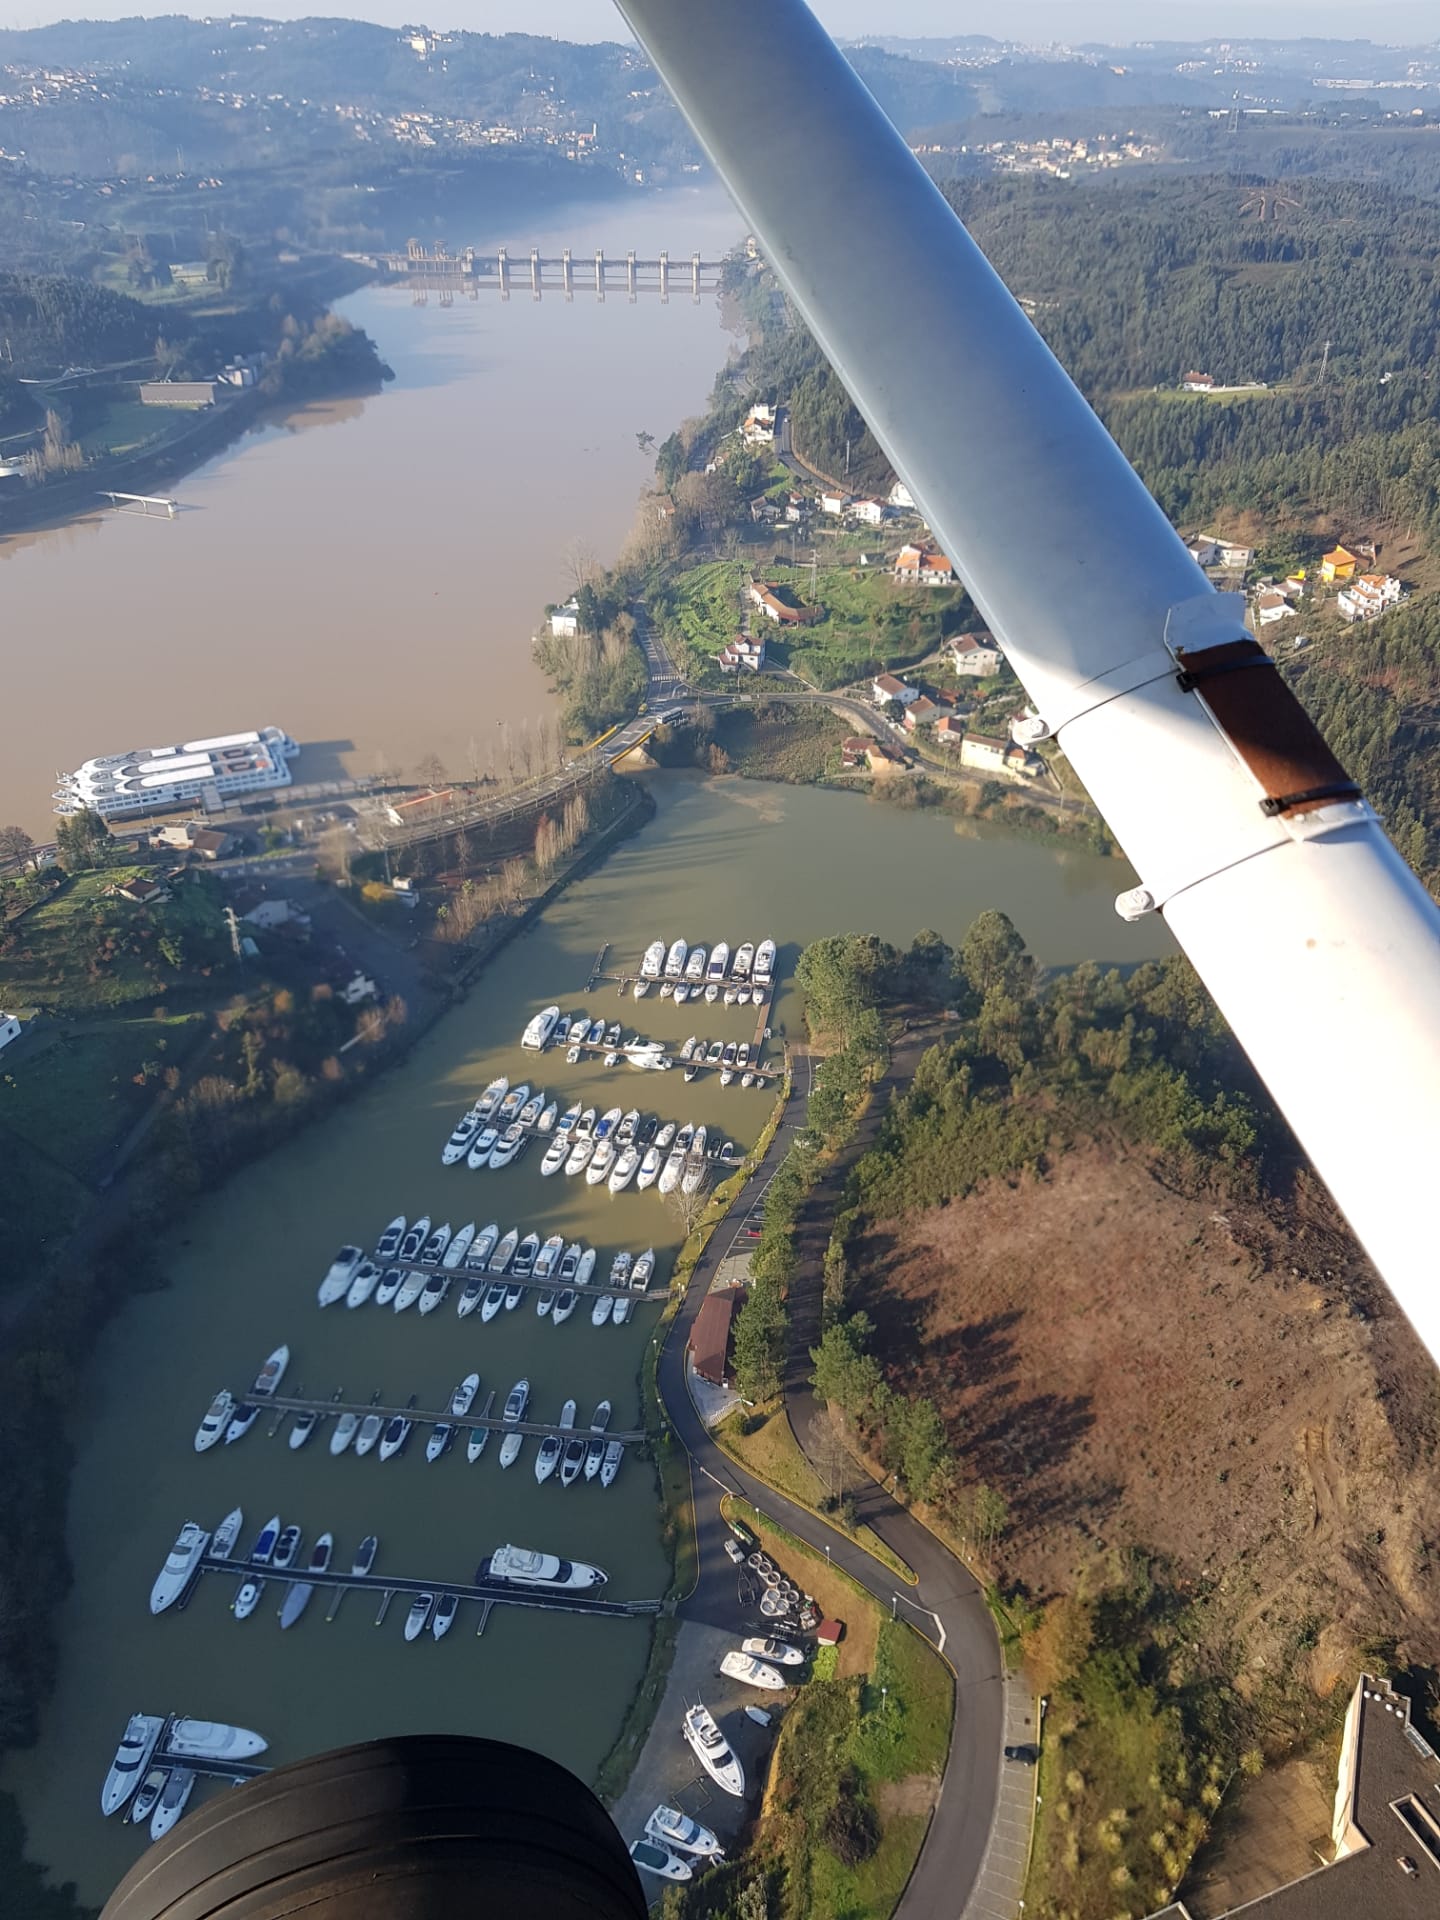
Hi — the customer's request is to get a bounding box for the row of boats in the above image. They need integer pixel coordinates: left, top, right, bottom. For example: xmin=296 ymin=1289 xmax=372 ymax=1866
xmin=541 ymin=1107 xmax=722 ymax=1191
xmin=636 ymin=936 xmax=776 ymax=999
xmin=314 ymin=1219 xmax=658 ymax=1323
xmin=192 ymin=1344 xmax=291 ymax=1451
xmin=102 ymin=1710 xmax=267 ymax=1828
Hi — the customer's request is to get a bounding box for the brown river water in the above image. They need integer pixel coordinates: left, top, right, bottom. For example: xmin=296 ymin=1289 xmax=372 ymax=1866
xmin=1 ymin=182 xmax=1174 ymax=1904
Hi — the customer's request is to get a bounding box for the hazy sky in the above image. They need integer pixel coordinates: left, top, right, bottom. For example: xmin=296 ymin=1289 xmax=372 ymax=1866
xmin=0 ymin=2 xmax=1434 ymax=44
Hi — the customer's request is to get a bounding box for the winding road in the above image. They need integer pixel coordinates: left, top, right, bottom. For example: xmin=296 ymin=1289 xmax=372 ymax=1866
xmin=655 ymin=1030 xmax=1033 ymax=1918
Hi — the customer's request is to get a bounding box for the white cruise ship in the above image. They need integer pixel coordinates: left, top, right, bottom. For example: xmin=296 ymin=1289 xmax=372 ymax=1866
xmin=54 ymin=725 xmax=299 ymax=820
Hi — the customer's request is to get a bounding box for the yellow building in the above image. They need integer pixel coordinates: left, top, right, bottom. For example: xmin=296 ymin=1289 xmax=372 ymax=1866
xmin=1321 ymin=545 xmax=1358 ymax=582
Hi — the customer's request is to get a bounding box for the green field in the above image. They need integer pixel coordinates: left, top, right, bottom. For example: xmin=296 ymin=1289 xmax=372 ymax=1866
xmin=0 ymin=1012 xmax=204 ymax=1177
xmin=712 ymin=704 xmax=851 ymax=783
xmin=1 ymin=871 xmax=154 ymax=1009
xmin=76 ymin=399 xmax=171 ymax=458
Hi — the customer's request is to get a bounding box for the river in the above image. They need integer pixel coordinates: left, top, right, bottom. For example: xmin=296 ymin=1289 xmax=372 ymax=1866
xmin=7 ymin=770 xmax=1169 ymax=1903
xmin=0 ymin=186 xmax=748 ymax=840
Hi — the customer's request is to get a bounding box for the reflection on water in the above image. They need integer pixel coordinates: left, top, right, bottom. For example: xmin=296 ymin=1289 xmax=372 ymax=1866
xmin=0 ymin=187 xmax=748 ymax=835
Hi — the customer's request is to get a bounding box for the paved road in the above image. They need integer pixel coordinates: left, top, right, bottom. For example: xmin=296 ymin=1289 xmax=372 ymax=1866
xmin=655 ymin=1039 xmax=1017 ymax=1920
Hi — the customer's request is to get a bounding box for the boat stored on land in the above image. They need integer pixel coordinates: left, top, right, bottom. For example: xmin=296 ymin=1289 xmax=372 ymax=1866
xmin=720 ymin=1649 xmax=786 ymax=1691
xmin=630 ymin=1840 xmax=692 ymax=1882
xmin=682 ymin=1703 xmax=745 ymax=1797
xmin=645 ymin=1805 xmax=725 ymax=1860
xmin=742 ymin=1635 xmax=804 ymax=1665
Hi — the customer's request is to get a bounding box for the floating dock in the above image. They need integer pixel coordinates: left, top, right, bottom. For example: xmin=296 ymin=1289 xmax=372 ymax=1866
xmin=252 ymin=1388 xmax=645 ymax=1448
xmin=184 ymin=1554 xmax=660 ymax=1622
xmin=371 ymin=1249 xmax=663 ymax=1305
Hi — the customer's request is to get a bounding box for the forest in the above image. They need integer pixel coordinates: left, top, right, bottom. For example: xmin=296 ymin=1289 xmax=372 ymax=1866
xmin=0 ymin=273 xmax=158 ymax=375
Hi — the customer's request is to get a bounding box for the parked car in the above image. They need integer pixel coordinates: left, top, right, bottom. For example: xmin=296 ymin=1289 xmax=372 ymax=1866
xmin=723 ymin=1537 xmax=747 ymax=1566
xmin=1004 ymin=1745 xmax=1039 ymax=1765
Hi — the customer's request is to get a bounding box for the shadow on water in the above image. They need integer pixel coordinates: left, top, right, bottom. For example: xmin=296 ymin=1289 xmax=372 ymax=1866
xmin=294 ymin=739 xmax=357 ymax=783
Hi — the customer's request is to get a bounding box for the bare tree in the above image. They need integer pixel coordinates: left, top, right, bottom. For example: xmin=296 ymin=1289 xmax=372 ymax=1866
xmin=808 ymin=1404 xmax=853 ymax=1501
xmin=664 ymin=1163 xmax=713 ymax=1240
xmin=564 ymin=537 xmax=600 ymax=593
xmin=0 ymin=825 xmax=36 ymax=871
xmin=519 ymin=715 xmax=537 ymax=780
xmin=415 ymin=750 xmax=447 ymax=791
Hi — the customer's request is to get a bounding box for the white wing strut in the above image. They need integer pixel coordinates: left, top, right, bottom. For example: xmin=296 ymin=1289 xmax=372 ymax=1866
xmin=613 ymin=0 xmax=1440 ymax=1361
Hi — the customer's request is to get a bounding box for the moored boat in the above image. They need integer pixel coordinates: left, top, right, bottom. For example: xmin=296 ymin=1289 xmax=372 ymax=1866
xmin=450 ymin=1372 xmax=481 ymax=1417
xmin=252 ymin=1345 xmax=289 ymax=1396
xmin=640 ymin=938 xmax=666 ymax=979
xmin=664 ymin=938 xmax=688 ymax=979
xmin=599 ymin=1438 xmax=624 ymax=1487
xmin=466 ymin=1426 xmax=489 ymax=1463
xmin=211 ymin=1507 xmax=243 ymax=1559
xmin=468 ymin=1223 xmax=500 ymax=1269
xmin=102 ymin=1715 xmax=165 ymax=1817
xmin=194 ymin=1390 xmax=234 ymax=1453
xmin=224 ymin=1403 xmax=259 ymax=1445
xmin=425 ymin=1422 xmax=453 ymax=1462
xmin=441 ymin=1102 xmax=485 ymax=1167
xmin=377 ymin=1411 xmax=413 ymax=1461
xmin=344 ymin=1259 xmax=382 ymax=1308
xmin=288 ymin=1409 xmax=319 ymax=1449
xmin=354 ymin=1412 xmax=384 ymax=1457
xmin=280 ymin=1533 xmax=333 ymax=1629
xmin=166 ymin=1719 xmax=268 ymax=1762
xmin=373 ymin=1266 xmax=405 ymax=1307
xmin=520 ymin=1005 xmax=561 ymax=1050
xmin=419 ymin=1221 xmax=452 ymax=1266
xmin=130 ymin=1764 xmax=169 ymax=1828
xmin=685 ymin=944 xmax=708 ymax=982
xmin=487 ymin=1124 xmax=525 ymax=1170
xmin=403 ymin=1594 xmax=435 ymax=1641
xmin=682 ymin=1126 xmax=710 ymax=1194
xmin=540 ymin=1133 xmax=569 ymax=1176
xmin=631 ymin=1247 xmax=656 ymax=1292
xmin=488 ymin=1226 xmax=520 ymax=1272
xmin=416 ymin=1270 xmax=450 ymax=1315
xmin=732 ymin=941 xmax=755 ymax=980
xmin=475 ymin=1077 xmax=508 ymax=1123
xmin=317 ymin=1245 xmax=364 ymax=1307
xmin=150 ymin=1766 xmax=195 ymax=1840
xmin=330 ymin=1411 xmax=360 ymax=1456
xmin=476 ymin=1543 xmax=607 ymax=1591
xmin=495 ymin=1083 xmax=529 ymax=1126
xmin=537 ymin=1100 xmax=558 ymax=1133
xmin=465 ymin=1126 xmax=498 ymax=1170
xmin=480 ymin=1280 xmax=508 ymax=1322
xmin=375 ymin=1214 xmax=407 ymax=1263
xmin=533 ymin=1233 xmax=564 ymax=1283
xmin=608 ymin=1143 xmax=640 ymax=1192
xmin=512 ymin=1231 xmax=540 ymax=1279
xmin=753 ymin=938 xmax=776 ymax=987
xmin=150 ymin=1521 xmax=211 ymax=1614
xmin=351 ymin=1535 xmax=379 ymax=1576
xmin=636 ymin=1144 xmax=663 ymax=1190
xmin=273 ymin=1524 xmax=302 ymax=1571
xmin=584 ymin=1400 xmax=612 ymax=1480
xmin=432 ymin=1593 xmax=459 ymax=1639
xmin=443 ymin=1222 xmax=476 ymax=1269
xmin=591 ymin=1290 xmax=613 ymax=1327
xmin=706 ymin=942 xmax=729 ymax=982
xmin=397 ymin=1216 xmax=429 ymax=1264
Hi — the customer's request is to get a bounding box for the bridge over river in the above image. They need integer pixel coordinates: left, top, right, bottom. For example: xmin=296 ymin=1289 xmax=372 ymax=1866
xmin=366 ymin=242 xmax=728 ymax=303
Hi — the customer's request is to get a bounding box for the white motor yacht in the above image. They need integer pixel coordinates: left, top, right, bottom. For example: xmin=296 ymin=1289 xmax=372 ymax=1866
xmin=165 ymin=1720 xmax=268 ymax=1762
xmin=564 ymin=1134 xmax=596 ymax=1178
xmin=287 ymin=1409 xmax=319 ymax=1450
xmin=512 ymin=1232 xmax=540 ymax=1280
xmin=475 ymin=1077 xmax=508 ymax=1123
xmin=425 ymin=1423 xmax=453 ymax=1462
xmin=102 ymin=1715 xmax=165 ymax=1817
xmin=682 ymin=1126 xmax=710 ymax=1195
xmin=466 ymin=1426 xmax=489 ymax=1463
xmin=629 ymin=1839 xmax=693 ymax=1882
xmin=210 ymin=1508 xmax=243 ymax=1559
xmin=584 ymin=1401 xmax=612 ymax=1480
xmin=495 ymin=1083 xmax=529 ymax=1127
xmin=541 ymin=1134 xmax=569 ymax=1177
xmin=684 ymin=944 xmax=708 ymax=983
xmin=533 ymin=1234 xmax=565 ymax=1284
xmin=550 ymin=1289 xmax=576 ymax=1327
xmin=419 ymin=1221 xmax=452 ymax=1265
xmin=632 ymin=977 xmax=650 ymax=999
xmin=378 ymin=1412 xmax=413 ymax=1462
xmin=636 ymin=1144 xmax=663 ymax=1190
xmin=575 ymin=1247 xmax=597 ymax=1289
xmin=608 ymin=1144 xmax=641 ymax=1192
xmin=233 ymin=1576 xmax=264 ymax=1620
xmin=640 ymin=939 xmax=666 ymax=979
xmin=663 ymin=938 xmax=688 ymax=980
xmin=432 ymin=1594 xmax=459 ymax=1639
xmin=223 ymin=1403 xmax=259 ymax=1445
xmin=682 ymin=1704 xmax=745 ymax=1797
xmin=488 ymin=1226 xmax=520 ymax=1273
xmin=487 ymin=1123 xmax=525 ymax=1170
xmin=477 ymin=1544 xmax=607 ymax=1590
xmin=706 ymin=942 xmax=729 ymax=982
xmin=344 ymin=1259 xmax=382 ymax=1308
xmin=330 ymin=1411 xmax=360 ymax=1456
xmin=631 ymin=1248 xmax=656 ymax=1292
xmin=516 ymin=1090 xmax=545 ymax=1130
xmin=591 ymin=1291 xmax=613 ymax=1328
xmin=397 ymin=1217 xmax=429 ymax=1263
xmin=149 ymin=1521 xmax=211 ymax=1614
xmin=193 ymin=1390 xmax=234 ymax=1453
xmin=403 ymin=1594 xmax=435 ymax=1641
xmin=537 ymin=1100 xmax=558 ymax=1133
xmin=374 ymin=1214 xmax=407 ymax=1263
xmin=392 ymin=1267 xmax=428 ymax=1313
xmin=720 ymin=1649 xmax=787 ymax=1691
xmin=441 ymin=1102 xmax=485 ymax=1167
xmin=468 ymin=1223 xmax=500 ymax=1269
xmin=373 ymin=1266 xmax=405 ymax=1307
xmin=645 ymin=1805 xmax=725 ymax=1860
xmin=130 ymin=1765 xmax=169 ymax=1830
xmin=416 ymin=1271 xmax=450 ymax=1315
xmin=354 ymin=1413 xmax=384 ymax=1457
xmin=587 ymin=1136 xmax=617 ymax=1186
xmin=502 ymin=1378 xmax=529 ymax=1423
xmin=753 ymin=938 xmax=776 ymax=987
xmin=534 ymin=1430 xmax=562 ymax=1484
xmin=520 ymin=1005 xmax=561 ymax=1050
xmin=465 ymin=1126 xmax=498 ymax=1170
xmin=450 ymin=1373 xmax=481 ymax=1417
xmin=443 ymin=1223 xmax=476 ymax=1269
xmin=742 ymin=1635 xmax=805 ymax=1666
xmin=317 ymin=1245 xmax=364 ymax=1308
xmin=480 ymin=1280 xmax=508 ymax=1322
xmin=498 ymin=1430 xmax=525 ymax=1468
xmin=659 ymin=1123 xmax=693 ymax=1195
xmin=273 ymin=1524 xmax=302 ymax=1571
xmin=150 ymin=1767 xmax=195 ymax=1840
xmin=705 ymin=1040 xmax=724 ymax=1067
xmin=731 ymin=941 xmax=755 ymax=980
